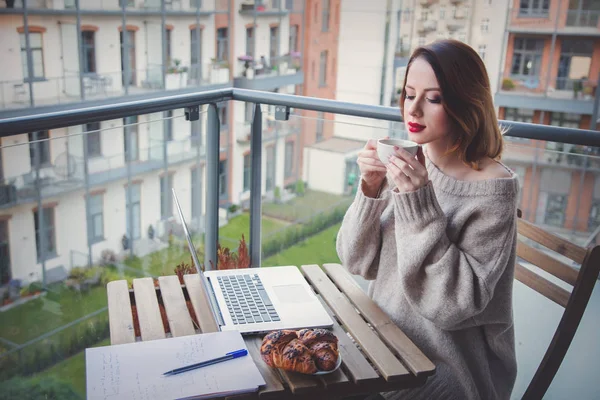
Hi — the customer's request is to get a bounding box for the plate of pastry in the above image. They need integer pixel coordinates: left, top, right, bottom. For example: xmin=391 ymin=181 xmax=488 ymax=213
xmin=260 ymin=328 xmax=341 ymax=375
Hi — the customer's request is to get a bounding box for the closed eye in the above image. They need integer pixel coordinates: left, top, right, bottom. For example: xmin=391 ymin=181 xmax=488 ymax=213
xmin=427 ymin=97 xmax=442 ymax=104
xmin=405 ymin=95 xmax=415 ymax=100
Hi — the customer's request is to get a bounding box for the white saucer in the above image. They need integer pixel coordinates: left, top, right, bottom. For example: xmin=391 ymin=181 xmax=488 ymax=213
xmin=312 ymin=354 xmax=342 ymax=376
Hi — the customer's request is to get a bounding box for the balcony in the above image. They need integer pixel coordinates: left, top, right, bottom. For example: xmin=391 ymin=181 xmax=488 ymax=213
xmin=564 ymin=9 xmax=600 ymax=34
xmin=233 ymin=54 xmax=304 ymax=91
xmin=239 ymin=0 xmax=288 ymax=16
xmin=0 ymin=89 xmax=599 ymax=399
xmin=417 ymin=20 xmax=437 ymax=34
xmin=496 ymin=75 xmax=597 ymax=114
xmin=418 ymin=0 xmax=438 ymax=7
xmin=1 ymin=0 xmax=214 ymax=14
xmin=0 ymin=63 xmax=230 ymax=111
xmin=446 ymin=16 xmax=465 ymax=31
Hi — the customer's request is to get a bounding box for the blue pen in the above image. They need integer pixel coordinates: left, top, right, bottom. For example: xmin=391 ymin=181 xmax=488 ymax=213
xmin=163 ymin=349 xmax=248 ymax=376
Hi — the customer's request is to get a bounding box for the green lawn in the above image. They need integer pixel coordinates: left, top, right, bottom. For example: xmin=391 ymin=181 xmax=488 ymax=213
xmin=263 ymin=190 xmax=351 ymax=222
xmin=0 ymin=285 xmax=108 ymax=345
xmin=262 ymin=223 xmax=342 ymax=267
xmin=35 ymin=338 xmax=111 ymax=399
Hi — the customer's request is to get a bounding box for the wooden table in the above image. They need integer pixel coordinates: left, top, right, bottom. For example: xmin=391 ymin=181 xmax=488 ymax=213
xmin=106 ymin=263 xmax=435 ymax=399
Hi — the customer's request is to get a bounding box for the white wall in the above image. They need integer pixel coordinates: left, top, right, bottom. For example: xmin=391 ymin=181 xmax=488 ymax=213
xmin=303 ymin=148 xmax=346 ymax=195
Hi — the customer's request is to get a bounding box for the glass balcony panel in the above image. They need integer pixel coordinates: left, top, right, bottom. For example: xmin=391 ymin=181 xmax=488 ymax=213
xmin=0 ymin=106 xmax=210 ymax=393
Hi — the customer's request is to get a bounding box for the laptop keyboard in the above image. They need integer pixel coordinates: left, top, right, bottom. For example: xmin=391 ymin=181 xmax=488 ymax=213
xmin=217 ymin=274 xmax=280 ymax=325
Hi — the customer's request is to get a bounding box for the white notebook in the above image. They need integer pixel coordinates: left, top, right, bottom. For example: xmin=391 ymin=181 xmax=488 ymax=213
xmin=86 ymin=330 xmax=266 ymax=400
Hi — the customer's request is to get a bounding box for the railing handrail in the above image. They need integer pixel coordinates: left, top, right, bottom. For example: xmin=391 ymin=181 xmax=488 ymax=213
xmin=0 ymin=87 xmax=599 ymax=147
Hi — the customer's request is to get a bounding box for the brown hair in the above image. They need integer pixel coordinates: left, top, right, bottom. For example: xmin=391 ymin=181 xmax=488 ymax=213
xmin=399 ymin=39 xmax=503 ymax=170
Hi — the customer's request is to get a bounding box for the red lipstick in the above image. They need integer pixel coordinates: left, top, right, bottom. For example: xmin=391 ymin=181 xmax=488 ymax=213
xmin=408 ymin=122 xmax=425 ymax=133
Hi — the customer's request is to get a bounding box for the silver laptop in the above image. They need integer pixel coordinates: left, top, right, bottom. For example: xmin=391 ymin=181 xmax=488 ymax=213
xmin=172 ymin=189 xmax=333 ymax=335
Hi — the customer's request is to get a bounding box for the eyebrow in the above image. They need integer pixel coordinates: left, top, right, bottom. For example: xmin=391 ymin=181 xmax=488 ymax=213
xmin=405 ymin=85 xmax=441 ymax=92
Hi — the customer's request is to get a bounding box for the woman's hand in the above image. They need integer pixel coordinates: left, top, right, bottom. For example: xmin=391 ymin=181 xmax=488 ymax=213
xmin=357 ymin=139 xmax=387 ymax=198
xmin=387 ymin=146 xmax=428 ymax=193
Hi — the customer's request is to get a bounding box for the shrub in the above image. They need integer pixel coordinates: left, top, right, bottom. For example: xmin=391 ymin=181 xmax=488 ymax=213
xmin=228 ymin=204 xmax=239 ymax=214
xmin=0 ymin=377 xmax=80 ymax=400
xmin=295 ymin=180 xmax=305 ymax=196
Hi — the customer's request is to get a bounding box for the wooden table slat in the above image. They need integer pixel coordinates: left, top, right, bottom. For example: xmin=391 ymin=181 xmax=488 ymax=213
xmin=183 ymin=274 xmax=219 ymax=333
xmin=158 ymin=275 xmax=196 ymax=337
xmin=301 ymin=265 xmax=409 ymax=382
xmin=107 ymin=280 xmax=136 ymax=345
xmin=132 ymin=277 xmax=166 ymax=341
xmin=324 ymin=263 xmax=436 ymax=377
xmin=243 ymin=336 xmax=286 ymax=399
xmin=317 ymin=296 xmax=380 ymax=385
xmin=278 ymin=369 xmax=321 ymax=394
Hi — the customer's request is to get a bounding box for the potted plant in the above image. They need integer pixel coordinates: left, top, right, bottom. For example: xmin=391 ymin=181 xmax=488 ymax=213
xmin=295 ymin=180 xmax=305 ymax=196
xmin=166 ymin=59 xmax=188 ymax=90
xmin=5 ymin=0 xmax=15 ymax=8
xmin=274 ymin=186 xmax=282 ymax=203
xmin=502 ymin=78 xmax=515 ymax=91
xmin=573 ymin=78 xmax=584 ymax=99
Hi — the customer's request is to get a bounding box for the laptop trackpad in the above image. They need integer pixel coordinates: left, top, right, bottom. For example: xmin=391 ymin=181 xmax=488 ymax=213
xmin=272 ymin=284 xmax=312 ymax=304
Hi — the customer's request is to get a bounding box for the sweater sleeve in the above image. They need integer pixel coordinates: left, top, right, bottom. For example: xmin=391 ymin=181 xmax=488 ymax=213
xmin=336 ymin=180 xmax=389 ymax=280
xmin=392 ymin=182 xmax=517 ymax=331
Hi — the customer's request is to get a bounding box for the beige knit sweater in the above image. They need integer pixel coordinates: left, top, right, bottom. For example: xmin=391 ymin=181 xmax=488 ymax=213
xmin=336 ymin=157 xmax=519 ymax=400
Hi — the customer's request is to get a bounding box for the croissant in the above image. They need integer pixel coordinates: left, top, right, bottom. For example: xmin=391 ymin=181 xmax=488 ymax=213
xmin=260 ymin=329 xmax=339 ymax=374
xmin=297 ymin=328 xmax=339 ymax=371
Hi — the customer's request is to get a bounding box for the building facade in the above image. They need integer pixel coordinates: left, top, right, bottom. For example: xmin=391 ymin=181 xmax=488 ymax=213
xmin=495 ymin=0 xmax=600 ymax=244
xmin=0 ymin=0 xmax=338 ymax=285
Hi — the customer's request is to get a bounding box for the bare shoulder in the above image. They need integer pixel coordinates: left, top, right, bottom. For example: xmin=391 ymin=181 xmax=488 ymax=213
xmin=478 ymin=158 xmax=513 ymax=180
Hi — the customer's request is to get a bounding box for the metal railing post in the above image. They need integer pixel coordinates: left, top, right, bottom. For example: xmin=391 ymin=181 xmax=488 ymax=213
xmin=250 ymin=103 xmax=263 ymax=267
xmin=205 ymin=104 xmax=220 ymax=270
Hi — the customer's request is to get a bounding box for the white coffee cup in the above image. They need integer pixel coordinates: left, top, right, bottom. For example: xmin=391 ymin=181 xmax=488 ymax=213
xmin=377 ymin=139 xmax=419 ymax=164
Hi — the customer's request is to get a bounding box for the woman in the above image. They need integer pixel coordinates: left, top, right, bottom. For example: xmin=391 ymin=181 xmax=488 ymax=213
xmin=336 ymin=40 xmax=519 ymax=400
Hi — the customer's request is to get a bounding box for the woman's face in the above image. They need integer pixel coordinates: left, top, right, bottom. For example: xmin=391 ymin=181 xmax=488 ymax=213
xmin=402 ymin=57 xmax=452 ymax=146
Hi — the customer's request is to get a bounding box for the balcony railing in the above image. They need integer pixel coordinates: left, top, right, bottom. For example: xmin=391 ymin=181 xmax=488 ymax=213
xmin=0 ymin=89 xmax=599 ymax=398
xmin=3 ymin=0 xmax=210 ymax=11
xmin=566 ymin=9 xmax=600 ymax=28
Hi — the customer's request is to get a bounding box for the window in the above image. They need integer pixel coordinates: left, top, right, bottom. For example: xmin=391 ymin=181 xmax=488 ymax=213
xmin=319 ymin=50 xmax=328 ymax=86
xmin=246 ymin=27 xmax=254 ymax=58
xmin=478 ymin=45 xmax=486 ymax=61
xmin=243 ymin=154 xmax=251 ymax=191
xmin=20 ymin=32 xmax=45 ymax=80
xmin=481 ymin=18 xmax=489 ymax=33
xmin=160 ymin=174 xmax=174 ymax=219
xmin=166 ymin=29 xmax=172 ymax=66
xmin=34 ymin=207 xmax=56 ymax=261
xmin=316 ymin=112 xmax=324 ymax=141
xmin=285 ymin=141 xmax=294 ymax=178
xmin=190 ymin=0 xmax=202 ymax=8
xmin=418 ymin=36 xmax=426 ymax=46
xmin=544 ymin=194 xmax=567 ymax=227
xmin=126 ymin=183 xmax=141 ymax=239
xmin=519 ymin=0 xmax=550 ymax=17
xmin=266 ymin=147 xmax=275 ymax=191
xmin=285 ymin=0 xmax=293 ymax=10
xmin=289 ymin=25 xmax=299 ymax=52
xmin=510 ymin=37 xmax=544 ymax=77
xmin=88 ymin=194 xmax=104 ymax=243
xmin=245 ymin=102 xmax=253 ymax=122
xmin=218 ymin=160 xmax=227 ymax=198
xmin=165 ymin=110 xmax=173 ymax=141
xmin=191 ymin=167 xmax=201 ymax=219
xmin=218 ymin=102 xmax=228 ymax=130
xmin=270 ymin=26 xmax=279 ymax=59
xmin=322 ymin=0 xmax=330 ymax=32
xmin=86 ymin=122 xmax=101 ymax=157
xmin=29 ymin=131 xmax=50 ymax=168
xmin=0 ymin=220 xmax=10 ymax=285
xmin=420 ymin=9 xmax=429 ymax=21
xmin=550 ymin=112 xmax=581 ymax=129
xmin=439 ymin=6 xmax=445 ymax=19
xmin=124 ymin=116 xmax=139 ymax=162
xmin=82 ymin=31 xmax=96 ymax=74
xmin=404 ymin=8 xmax=411 ymax=22
xmin=216 ymin=28 xmax=228 ymax=61
xmin=504 ymin=108 xmax=534 ymax=123
xmin=556 ymin=39 xmax=594 ymax=90
xmin=589 ymin=199 xmax=600 ymax=232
